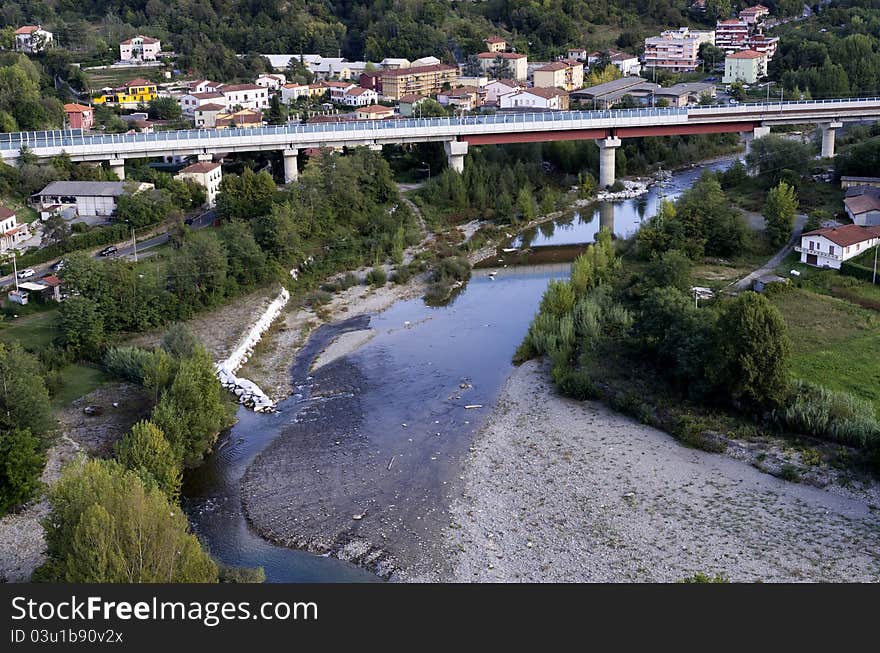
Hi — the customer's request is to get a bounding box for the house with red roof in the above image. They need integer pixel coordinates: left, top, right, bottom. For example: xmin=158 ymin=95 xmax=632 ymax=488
xmin=0 ymin=206 xmax=30 ymax=253
xmin=797 ymin=224 xmax=880 ymax=269
xmin=14 ymin=25 xmax=52 ymax=53
xmin=63 ymin=103 xmax=94 ymax=130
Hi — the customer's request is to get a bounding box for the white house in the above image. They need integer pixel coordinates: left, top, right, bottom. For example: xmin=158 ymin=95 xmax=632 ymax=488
xmin=485 ymin=79 xmax=521 ymax=105
xmin=341 ymin=86 xmax=379 ymax=107
xmin=796 ymin=224 xmax=880 ymax=269
xmin=14 ymin=25 xmax=53 ymax=53
xmin=176 ymin=162 xmax=222 ymax=207
xmin=500 ymin=87 xmax=569 ymax=110
xmin=120 ymin=35 xmax=161 ymax=61
xmin=186 ymin=79 xmax=222 ymax=94
xmin=255 ymin=73 xmax=287 ymax=91
xmin=587 ymin=49 xmax=641 ymax=76
xmin=325 ymin=81 xmax=357 ymax=103
xmin=179 ymin=92 xmax=226 ymax=118
xmin=844 ymin=187 xmax=880 ymax=227
xmin=567 ymin=48 xmax=588 ymax=61
xmin=220 ymin=84 xmax=270 ymax=110
xmin=0 ymin=206 xmax=29 ymax=253
xmin=280 ymin=83 xmax=310 ymax=104
xmin=193 ymin=103 xmax=226 ymax=128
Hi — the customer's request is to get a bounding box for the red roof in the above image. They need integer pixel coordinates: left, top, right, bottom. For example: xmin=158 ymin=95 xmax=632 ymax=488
xmin=727 ymin=49 xmax=764 ymax=59
xmin=220 ymin=83 xmax=264 ymax=93
xmin=0 ymin=206 xmax=15 ymax=220
xmin=485 ymin=36 xmax=506 ymax=44
xmin=121 ymin=35 xmax=159 ymax=44
xmin=357 ymin=104 xmax=394 ymax=114
xmin=63 ymin=103 xmax=92 ymax=113
xmin=125 ymin=78 xmax=153 ymax=87
xmin=519 ymin=87 xmax=567 ymax=99
xmin=477 ymin=52 xmax=526 ymax=59
xmin=41 ymin=275 xmax=62 ymax=287
xmin=803 ymin=224 xmax=880 ymax=247
xmin=179 ymin=162 xmax=221 ymax=174
xmin=398 ymin=94 xmax=427 ymax=103
xmin=196 ymin=103 xmax=226 ymax=111
xmin=14 ymin=25 xmax=41 ymax=35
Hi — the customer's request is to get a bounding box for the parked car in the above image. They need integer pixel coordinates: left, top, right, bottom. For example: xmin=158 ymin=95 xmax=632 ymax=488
xmin=17 ymin=268 xmax=35 ymax=279
xmin=52 ymin=259 xmax=66 ymax=271
xmin=99 ymin=245 xmax=118 ymax=257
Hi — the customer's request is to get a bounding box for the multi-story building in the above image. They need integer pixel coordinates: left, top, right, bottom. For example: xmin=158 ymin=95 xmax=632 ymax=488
xmin=119 ymin=35 xmax=161 ymax=61
xmin=485 ymin=79 xmax=521 ymax=105
xmin=280 ymin=83 xmax=311 ymax=104
xmin=176 ymin=161 xmax=222 ymax=207
xmin=0 ymin=206 xmax=29 ymax=253
xmin=715 ymin=19 xmax=750 ymax=53
xmin=476 ymin=52 xmax=528 ymax=82
xmin=745 ymin=32 xmax=779 ymax=60
xmin=220 ymin=84 xmax=270 ymax=111
xmin=63 ymin=103 xmax=94 ymax=130
xmin=14 ymin=25 xmax=53 ymax=53
xmin=437 ymin=86 xmax=479 ymax=111
xmin=567 ymin=48 xmax=588 ymax=61
xmin=643 ymin=28 xmax=714 ymax=72
xmin=722 ymin=49 xmax=767 ymax=84
xmin=93 ymin=78 xmax=158 ymax=108
xmin=255 ymin=73 xmax=287 ymax=91
xmin=379 ymin=64 xmax=460 ymax=100
xmin=179 ymin=92 xmax=226 ymax=118
xmin=193 ymin=103 xmax=226 ymax=128
xmin=532 ymin=59 xmax=584 ymax=91
xmin=484 ymin=36 xmax=507 ymax=53
xmin=341 ymin=86 xmax=379 ymax=107
xmin=739 ymin=4 xmax=770 ymax=25
xmin=324 ymin=80 xmax=356 ymax=103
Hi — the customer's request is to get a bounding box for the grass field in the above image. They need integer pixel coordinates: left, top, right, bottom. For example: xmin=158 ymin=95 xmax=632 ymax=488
xmin=0 ymin=306 xmax=59 ymax=351
xmin=771 ymin=287 xmax=880 ymax=413
xmin=50 ymin=364 xmax=110 ymax=408
xmin=83 ymin=65 xmax=164 ymax=91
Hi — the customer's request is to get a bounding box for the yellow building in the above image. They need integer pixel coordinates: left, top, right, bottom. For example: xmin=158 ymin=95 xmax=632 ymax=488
xmin=532 ymin=60 xmax=584 ymax=91
xmin=93 ymin=78 xmax=158 ymax=107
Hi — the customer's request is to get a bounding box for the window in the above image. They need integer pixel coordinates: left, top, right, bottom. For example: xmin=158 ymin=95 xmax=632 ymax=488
xmin=829 ymin=245 xmax=835 ymax=255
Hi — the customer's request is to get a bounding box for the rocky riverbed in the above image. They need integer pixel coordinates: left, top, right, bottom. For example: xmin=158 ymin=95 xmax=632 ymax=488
xmin=425 ymin=360 xmax=880 ymax=583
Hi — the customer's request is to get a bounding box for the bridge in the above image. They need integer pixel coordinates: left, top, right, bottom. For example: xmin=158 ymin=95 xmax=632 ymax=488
xmin=2 ymin=97 xmax=879 ymax=188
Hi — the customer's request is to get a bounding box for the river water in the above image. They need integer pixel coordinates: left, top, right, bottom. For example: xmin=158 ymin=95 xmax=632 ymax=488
xmin=183 ymin=155 xmax=739 ymax=582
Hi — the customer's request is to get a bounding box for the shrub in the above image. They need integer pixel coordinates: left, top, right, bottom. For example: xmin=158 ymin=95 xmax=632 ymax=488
xmin=672 ymin=415 xmax=727 ymax=453
xmin=556 ymin=368 xmax=599 ymax=400
xmin=366 ymin=267 xmax=387 ymax=286
xmin=777 ymin=380 xmax=880 ymax=448
xmin=104 ymin=346 xmax=157 ymax=384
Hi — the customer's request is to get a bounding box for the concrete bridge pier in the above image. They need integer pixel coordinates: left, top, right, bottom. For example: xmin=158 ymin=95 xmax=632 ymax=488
xmin=596 ymin=136 xmax=622 ymax=188
xmin=282 ymin=149 xmax=298 ymax=184
xmin=197 ymin=153 xmax=213 ymax=162
xmin=444 ymin=140 xmax=468 ymax=174
xmin=743 ymin=125 xmax=771 ymax=158
xmin=108 ymin=159 xmax=125 ymax=180
xmin=821 ymin=121 xmax=842 ymax=158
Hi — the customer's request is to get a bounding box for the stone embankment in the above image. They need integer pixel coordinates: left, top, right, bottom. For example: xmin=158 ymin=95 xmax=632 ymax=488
xmin=215 ymin=286 xmax=290 ymax=412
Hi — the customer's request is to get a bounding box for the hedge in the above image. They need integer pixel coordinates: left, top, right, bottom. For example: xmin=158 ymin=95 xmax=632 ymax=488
xmin=840 ymin=260 xmax=877 ymax=283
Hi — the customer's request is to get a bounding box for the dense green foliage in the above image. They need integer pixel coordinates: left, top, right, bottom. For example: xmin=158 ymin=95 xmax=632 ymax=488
xmin=114 ymin=420 xmax=182 ymax=499
xmin=744 ymin=135 xmax=812 ymax=188
xmin=764 ymin=181 xmax=798 ymax=248
xmin=778 ymin=380 xmax=880 ymax=447
xmin=35 ymin=459 xmax=217 ymax=583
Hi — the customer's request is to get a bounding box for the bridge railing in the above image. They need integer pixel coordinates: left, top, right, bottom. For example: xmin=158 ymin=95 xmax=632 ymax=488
xmin=2 ymin=97 xmax=880 ymax=153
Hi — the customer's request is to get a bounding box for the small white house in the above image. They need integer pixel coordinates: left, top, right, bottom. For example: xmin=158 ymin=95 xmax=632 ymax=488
xmin=500 ymin=87 xmax=569 ymax=110
xmin=255 ymin=73 xmax=287 ymax=91
xmin=280 ymin=83 xmax=310 ymax=104
xmin=179 ymin=92 xmax=226 ymax=118
xmin=176 ymin=162 xmax=222 ymax=207
xmin=119 ymin=35 xmax=161 ymax=62
xmin=14 ymin=25 xmax=53 ymax=53
xmin=341 ymin=86 xmax=379 ymax=107
xmin=485 ymin=79 xmax=521 ymax=105
xmin=796 ymin=224 xmax=880 ymax=269
xmin=219 ymin=84 xmax=270 ymax=111
xmin=0 ymin=206 xmax=29 ymax=253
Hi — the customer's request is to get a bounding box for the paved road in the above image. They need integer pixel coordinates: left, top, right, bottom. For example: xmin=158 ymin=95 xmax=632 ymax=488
xmin=0 ymin=209 xmax=217 ymax=289
xmin=733 ymin=213 xmax=808 ymax=291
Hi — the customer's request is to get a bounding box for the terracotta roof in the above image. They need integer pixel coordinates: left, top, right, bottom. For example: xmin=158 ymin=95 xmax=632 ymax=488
xmin=0 ymin=206 xmax=15 ymax=219
xmin=63 ymin=103 xmax=92 ymax=113
xmin=380 ymin=64 xmax=458 ymax=78
xmin=345 ymin=87 xmax=373 ymax=96
xmin=14 ymin=25 xmax=41 ymax=35
xmin=357 ymin=104 xmax=394 ymax=114
xmin=444 ymin=86 xmax=477 ymax=97
xmin=220 ymin=84 xmax=264 ymax=93
xmin=121 ymin=35 xmax=159 ymax=44
xmin=196 ymin=103 xmax=226 ymax=111
xmin=282 ymin=83 xmax=308 ymax=89
xmin=125 ymin=78 xmax=153 ymax=87
xmin=844 ymin=190 xmax=880 ymax=216
xmin=485 ymin=36 xmax=506 ymax=43
xmin=179 ymin=162 xmax=221 ymax=174
xmin=477 ymin=52 xmax=526 ymax=59
xmin=536 ymin=62 xmax=568 ymax=71
xmin=740 ymin=4 xmax=769 ymax=13
xmin=192 ymin=92 xmax=224 ymax=99
xmin=519 ymin=87 xmax=567 ymax=99
xmin=802 ymin=224 xmax=880 ymax=247
xmin=727 ymin=49 xmax=764 ymax=59
xmin=398 ymin=94 xmax=427 ymax=103
xmin=323 ymin=80 xmax=354 ymax=88
xmin=718 ymin=19 xmax=747 ymax=25
xmin=41 ymin=275 xmax=62 ymax=287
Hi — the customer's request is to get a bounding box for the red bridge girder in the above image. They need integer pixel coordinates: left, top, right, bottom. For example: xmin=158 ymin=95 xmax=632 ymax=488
xmin=462 ymin=129 xmax=609 ymax=145
xmin=616 ymin=122 xmax=760 ymax=138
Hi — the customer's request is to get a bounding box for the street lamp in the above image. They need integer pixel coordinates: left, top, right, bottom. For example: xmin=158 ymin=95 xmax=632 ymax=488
xmin=420 ymin=161 xmax=431 ymax=181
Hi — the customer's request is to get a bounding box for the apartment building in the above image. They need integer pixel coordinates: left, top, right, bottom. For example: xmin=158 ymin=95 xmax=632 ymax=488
xmin=476 ymin=52 xmax=528 ymax=81
xmin=379 ymin=64 xmax=460 ymax=100
xmin=715 ymin=20 xmax=750 ymax=53
xmin=220 ymin=84 xmax=270 ymax=110
xmin=722 ymin=49 xmax=768 ymax=84
xmin=176 ymin=162 xmax=222 ymax=207
xmin=532 ymin=60 xmax=584 ymax=91
xmin=643 ymin=27 xmax=714 ymax=72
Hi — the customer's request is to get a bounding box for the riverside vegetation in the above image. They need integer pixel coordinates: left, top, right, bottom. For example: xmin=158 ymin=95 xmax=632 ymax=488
xmin=516 ymin=177 xmax=880 ymax=466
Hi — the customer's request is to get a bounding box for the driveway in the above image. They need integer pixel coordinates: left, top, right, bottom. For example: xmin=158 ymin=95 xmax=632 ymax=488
xmin=733 ymin=213 xmax=807 ymax=291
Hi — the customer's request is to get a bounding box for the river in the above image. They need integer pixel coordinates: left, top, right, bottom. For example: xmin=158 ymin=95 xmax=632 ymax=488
xmin=183 ymin=154 xmax=740 ymax=582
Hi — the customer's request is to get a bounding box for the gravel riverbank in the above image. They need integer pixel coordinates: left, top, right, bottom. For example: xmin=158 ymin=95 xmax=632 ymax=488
xmin=428 ymin=360 xmax=880 ymax=583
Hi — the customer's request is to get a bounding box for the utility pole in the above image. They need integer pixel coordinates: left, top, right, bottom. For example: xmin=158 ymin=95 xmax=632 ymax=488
xmin=873 ymin=241 xmax=878 ymax=285
xmin=11 ymin=252 xmax=18 ymax=291
xmin=131 ymin=225 xmax=137 ymax=263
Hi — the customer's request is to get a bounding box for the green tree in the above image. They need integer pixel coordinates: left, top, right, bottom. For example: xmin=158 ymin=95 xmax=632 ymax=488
xmin=59 ymin=296 xmax=105 ymax=359
xmin=712 ymin=292 xmax=791 ymax=411
xmin=0 ymin=429 xmax=45 ymax=514
xmin=516 ymin=186 xmax=536 ymax=222
xmin=151 ymin=347 xmax=226 ymax=468
xmin=146 ymin=97 xmax=183 ymax=120
xmin=746 ymin=135 xmax=812 ymax=187
xmin=764 ymin=181 xmax=798 ymax=248
xmin=0 ymin=343 xmax=54 ymax=439
xmin=39 ymin=459 xmax=217 ymax=583
xmin=114 ymin=421 xmax=182 ymax=500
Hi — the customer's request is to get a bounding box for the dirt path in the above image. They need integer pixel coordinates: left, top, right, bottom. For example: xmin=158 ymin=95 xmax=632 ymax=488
xmin=733 ymin=213 xmax=807 ymax=290
xmin=429 ymin=360 xmax=880 ymax=582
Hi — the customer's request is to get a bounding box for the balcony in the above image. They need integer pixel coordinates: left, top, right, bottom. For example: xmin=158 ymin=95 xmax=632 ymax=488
xmin=794 ymin=245 xmax=842 ymax=260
